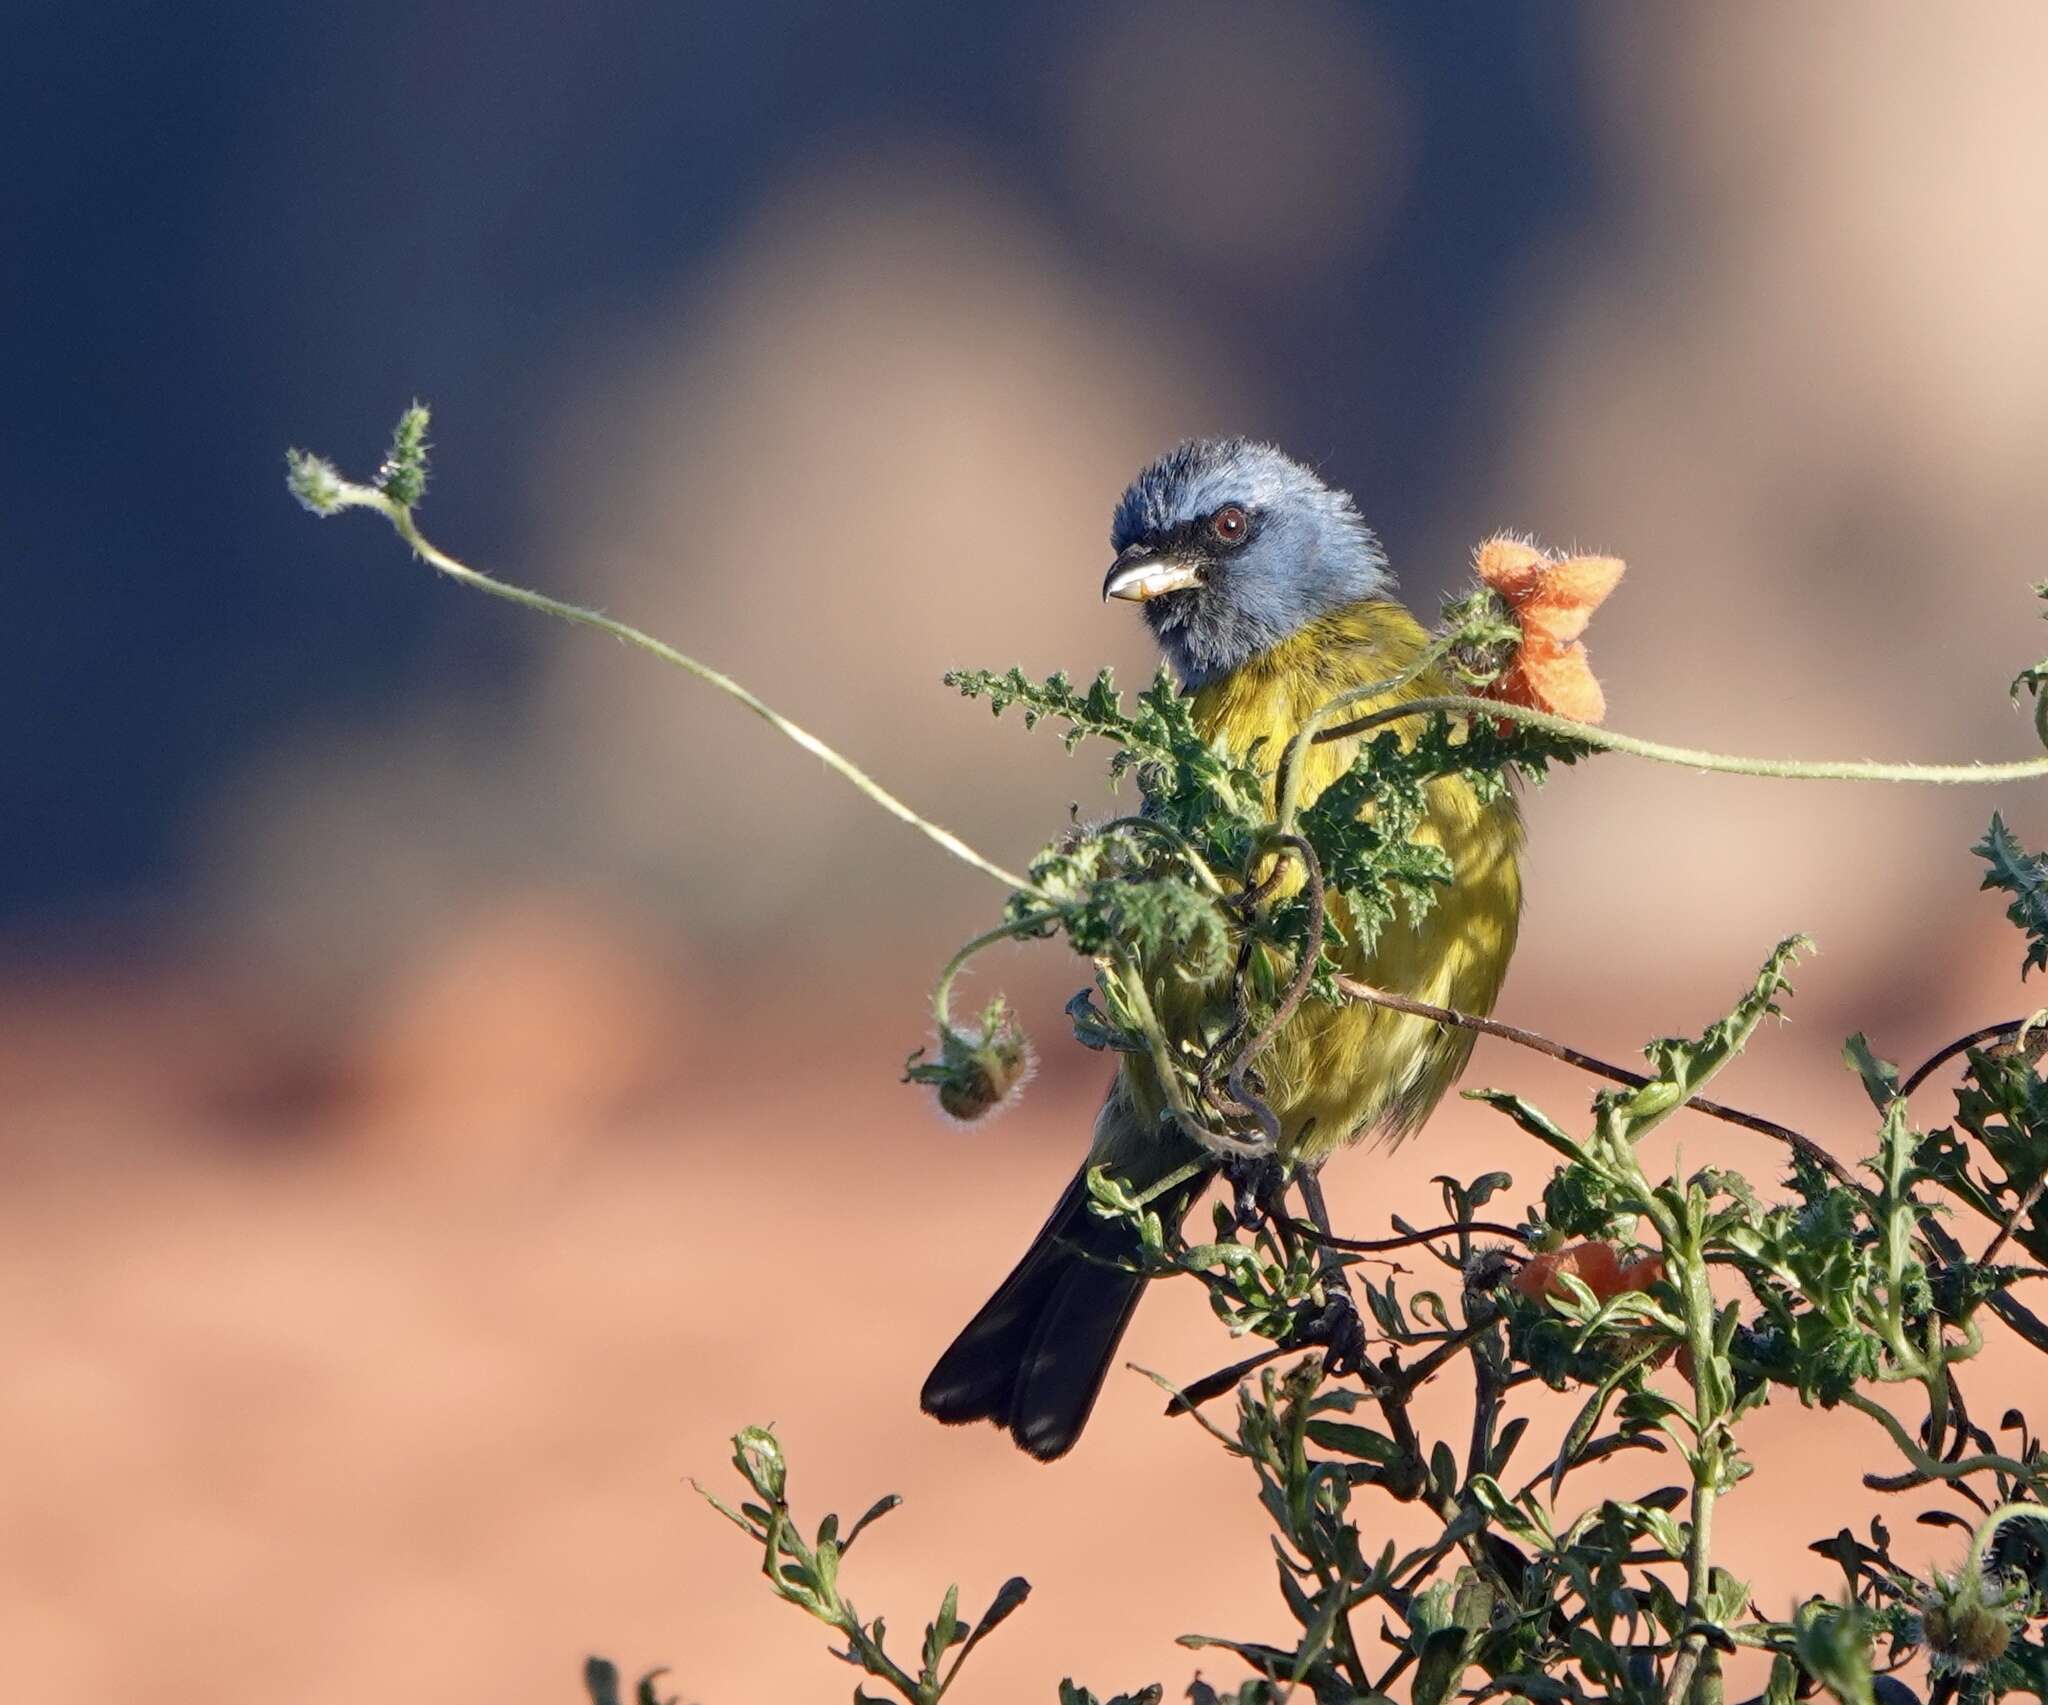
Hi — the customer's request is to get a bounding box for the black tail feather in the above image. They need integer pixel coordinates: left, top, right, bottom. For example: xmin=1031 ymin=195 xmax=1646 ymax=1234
xmin=921 ymin=1164 xmax=1197 ymax=1461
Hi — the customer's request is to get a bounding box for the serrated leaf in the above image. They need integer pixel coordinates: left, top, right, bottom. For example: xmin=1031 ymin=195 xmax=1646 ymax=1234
xmin=1976 ymin=812 xmax=2048 ymax=977
xmin=1466 ymin=1087 xmax=1587 ymax=1161
xmin=1593 ymin=936 xmax=1811 ymax=1152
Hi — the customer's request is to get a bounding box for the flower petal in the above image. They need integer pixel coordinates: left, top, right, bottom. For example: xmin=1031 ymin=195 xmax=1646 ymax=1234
xmin=1517 ymin=554 xmax=1626 ymax=644
xmin=1474 ymin=535 xmax=1548 ymax=600
xmin=1519 ymin=638 xmax=1607 ymax=724
xmin=1471 ymin=534 xmax=1622 ymax=725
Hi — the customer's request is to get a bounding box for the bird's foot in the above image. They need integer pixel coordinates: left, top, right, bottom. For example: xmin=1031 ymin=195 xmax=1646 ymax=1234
xmin=1222 ymin=1151 xmax=1288 ymax=1232
xmin=1289 ymin=1285 xmax=1369 ymax=1378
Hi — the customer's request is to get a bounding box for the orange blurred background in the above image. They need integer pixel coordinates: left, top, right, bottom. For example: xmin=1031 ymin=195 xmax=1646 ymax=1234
xmin=10 ymin=5 xmax=2048 ymax=1700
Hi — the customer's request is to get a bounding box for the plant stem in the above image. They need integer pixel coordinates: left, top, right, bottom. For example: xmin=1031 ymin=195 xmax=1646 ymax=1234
xmin=1667 ymin=1298 xmax=1722 ymax=1705
xmin=1315 ymin=693 xmax=2048 ymax=787
xmin=1965 ymin=1500 xmax=2048 ymax=1579
xmin=1301 ymin=1218 xmax=1529 ymax=1253
xmin=1665 ymin=1484 xmax=1717 ymax=1705
xmin=929 ymin=911 xmax=1061 ymax=1031
xmin=329 ymin=482 xmax=1044 ymax=897
xmin=1274 ymin=636 xmax=1454 ymax=831
xmin=1213 ymin=834 xmax=1324 ymax=1145
xmin=1982 ymin=1168 xmax=2048 ymax=1267
xmin=1841 ymin=1390 xmax=2035 ymax=1484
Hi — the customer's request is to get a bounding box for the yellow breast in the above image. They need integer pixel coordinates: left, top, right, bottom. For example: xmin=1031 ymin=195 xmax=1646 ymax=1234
xmin=1124 ymin=600 xmax=1524 ymax=1163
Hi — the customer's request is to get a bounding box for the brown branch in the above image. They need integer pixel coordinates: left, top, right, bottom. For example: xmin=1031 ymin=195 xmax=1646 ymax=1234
xmin=1898 ymin=1019 xmax=2028 ymax=1099
xmin=1333 ymin=975 xmax=1858 ymax=1190
xmin=1982 ymin=1169 xmax=2048 ymax=1267
xmin=1296 ymin=1218 xmax=1529 ymax=1253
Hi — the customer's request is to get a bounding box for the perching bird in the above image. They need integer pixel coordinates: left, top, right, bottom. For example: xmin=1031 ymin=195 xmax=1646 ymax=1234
xmin=921 ymin=440 xmax=1524 ymax=1459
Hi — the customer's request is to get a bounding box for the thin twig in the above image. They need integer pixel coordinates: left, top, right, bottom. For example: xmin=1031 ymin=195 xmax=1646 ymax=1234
xmin=1298 ymin=1218 xmax=1529 ymax=1253
xmin=1333 ymin=975 xmax=1857 ymax=1189
xmin=1983 ymin=1170 xmax=2048 ymax=1267
xmin=1900 ymin=1020 xmax=2029 ymax=1099
xmin=1388 ymin=1318 xmax=1500 ymax=1394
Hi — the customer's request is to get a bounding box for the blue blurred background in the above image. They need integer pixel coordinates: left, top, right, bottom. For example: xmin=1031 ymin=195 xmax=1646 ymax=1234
xmin=11 ymin=7 xmax=2048 ymax=1703
xmin=6 ymin=2 xmax=1595 ymax=936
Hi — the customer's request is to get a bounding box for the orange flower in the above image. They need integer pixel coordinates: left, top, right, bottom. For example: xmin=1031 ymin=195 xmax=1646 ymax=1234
xmin=1512 ymin=1239 xmax=1662 ymax=1305
xmin=1473 ymin=535 xmax=1625 ymax=724
xmin=1514 ymin=1241 xmax=1686 ymax=1376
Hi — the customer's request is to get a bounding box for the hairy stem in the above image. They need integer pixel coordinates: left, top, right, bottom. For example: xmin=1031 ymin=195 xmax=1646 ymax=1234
xmin=1966 ymin=1500 xmax=2048 ymax=1579
xmin=1841 ymin=1390 xmax=2035 ymax=1484
xmin=326 ymin=482 xmax=1044 ymax=897
xmin=1274 ymin=635 xmax=1454 ymax=831
xmin=930 ymin=911 xmax=1061 ymax=1032
xmin=1115 ymin=953 xmax=1270 ymax=1159
xmin=1315 ymin=693 xmax=2048 ymax=786
xmin=1667 ymin=1263 xmax=1723 ymax=1705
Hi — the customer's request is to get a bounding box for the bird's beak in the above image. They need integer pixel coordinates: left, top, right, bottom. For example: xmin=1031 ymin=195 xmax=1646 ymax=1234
xmin=1102 ymin=552 xmax=1201 ymax=603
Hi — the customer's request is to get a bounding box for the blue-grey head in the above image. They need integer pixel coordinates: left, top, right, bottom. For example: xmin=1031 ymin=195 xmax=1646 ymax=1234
xmin=1102 ymin=439 xmax=1392 ymax=688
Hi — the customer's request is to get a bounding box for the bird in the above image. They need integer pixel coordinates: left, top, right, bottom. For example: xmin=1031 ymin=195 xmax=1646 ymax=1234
xmin=920 ymin=439 xmax=1524 ymax=1460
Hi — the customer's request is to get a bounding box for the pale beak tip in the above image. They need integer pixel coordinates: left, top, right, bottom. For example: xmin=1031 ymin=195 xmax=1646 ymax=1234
xmin=1102 ymin=558 xmax=1200 ymax=603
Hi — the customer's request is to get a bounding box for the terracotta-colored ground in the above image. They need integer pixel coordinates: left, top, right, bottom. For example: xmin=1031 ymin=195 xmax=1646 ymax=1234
xmin=6 ymin=894 xmax=2040 ymax=1702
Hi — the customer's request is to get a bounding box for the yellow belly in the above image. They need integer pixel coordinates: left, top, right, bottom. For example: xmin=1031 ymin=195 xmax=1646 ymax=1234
xmin=1121 ymin=600 xmax=1523 ymax=1164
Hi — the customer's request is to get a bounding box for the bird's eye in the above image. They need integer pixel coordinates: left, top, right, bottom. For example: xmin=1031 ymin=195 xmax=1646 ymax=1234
xmin=1210 ymin=505 xmax=1249 ymax=545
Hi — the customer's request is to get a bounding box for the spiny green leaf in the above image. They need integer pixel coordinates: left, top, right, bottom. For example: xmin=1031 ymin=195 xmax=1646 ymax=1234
xmin=1593 ymin=936 xmax=1811 ymax=1151
xmin=1975 ymin=812 xmax=2048 ymax=977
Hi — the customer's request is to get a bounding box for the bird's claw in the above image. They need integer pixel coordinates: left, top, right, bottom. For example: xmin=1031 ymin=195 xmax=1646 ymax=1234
xmin=1222 ymin=1152 xmax=1288 ymax=1232
xmin=1290 ymin=1286 xmax=1369 ymax=1377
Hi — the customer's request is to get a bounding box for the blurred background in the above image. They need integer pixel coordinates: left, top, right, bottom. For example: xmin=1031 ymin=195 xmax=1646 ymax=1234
xmin=9 ymin=3 xmax=2048 ymax=1699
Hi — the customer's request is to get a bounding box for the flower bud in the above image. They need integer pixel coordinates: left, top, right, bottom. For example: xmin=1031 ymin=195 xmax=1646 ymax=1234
xmin=905 ymin=998 xmax=1036 ymax=1127
xmin=285 ymin=449 xmax=347 ymax=516
xmin=1920 ymin=1569 xmax=2015 ymax=1671
xmin=1921 ymin=1597 xmax=2011 ymax=1668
